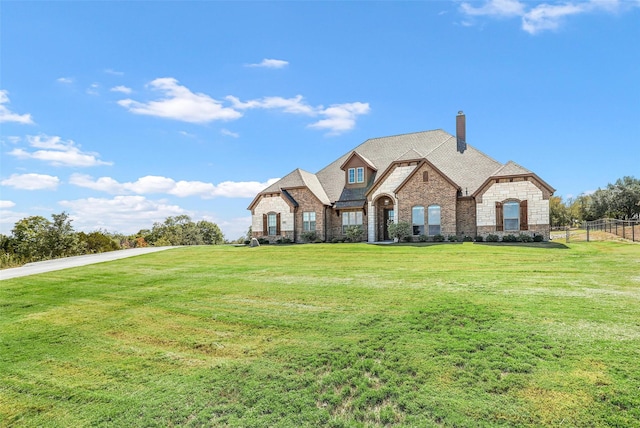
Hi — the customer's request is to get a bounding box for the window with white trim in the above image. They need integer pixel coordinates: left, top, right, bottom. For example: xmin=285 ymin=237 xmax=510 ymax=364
xmin=342 ymin=211 xmax=363 ymax=233
xmin=347 ymin=167 xmax=365 ymax=184
xmin=303 ymin=212 xmax=316 ymax=232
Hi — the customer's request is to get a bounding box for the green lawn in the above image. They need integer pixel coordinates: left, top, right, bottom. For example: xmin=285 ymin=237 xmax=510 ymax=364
xmin=1 ymin=242 xmax=639 ymax=427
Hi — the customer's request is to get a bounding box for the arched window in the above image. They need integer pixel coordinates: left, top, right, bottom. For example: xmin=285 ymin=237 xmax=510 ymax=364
xmin=412 ymin=206 xmax=424 ymax=235
xmin=428 ymin=205 xmax=441 ymax=235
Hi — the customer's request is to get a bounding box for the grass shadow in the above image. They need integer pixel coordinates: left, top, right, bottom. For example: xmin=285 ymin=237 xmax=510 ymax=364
xmin=474 ymin=242 xmax=569 ymax=249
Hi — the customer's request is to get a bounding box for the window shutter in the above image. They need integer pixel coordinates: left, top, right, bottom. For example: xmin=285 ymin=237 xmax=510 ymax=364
xmin=495 ymin=202 xmax=504 ymax=231
xmin=276 ymin=213 xmax=281 ymax=235
xmin=520 ymin=200 xmax=529 ymax=230
xmin=262 ymin=214 xmax=268 ymax=235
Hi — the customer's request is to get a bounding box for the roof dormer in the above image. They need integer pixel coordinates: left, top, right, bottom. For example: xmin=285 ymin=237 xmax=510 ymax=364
xmin=340 ymin=151 xmax=377 ymax=188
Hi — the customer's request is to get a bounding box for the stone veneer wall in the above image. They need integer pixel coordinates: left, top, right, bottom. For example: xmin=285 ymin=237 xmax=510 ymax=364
xmin=285 ymin=188 xmax=327 ymax=242
xmin=251 ymin=194 xmax=294 ymax=243
xmin=476 ymin=180 xmax=551 ymax=240
xmin=395 ymin=163 xmax=458 ymax=238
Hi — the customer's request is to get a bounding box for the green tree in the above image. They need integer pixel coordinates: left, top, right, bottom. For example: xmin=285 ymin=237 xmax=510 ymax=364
xmin=549 ymin=196 xmax=570 ymax=227
xmin=78 ymin=230 xmax=120 ymax=254
xmin=387 ymin=221 xmax=411 ymax=242
xmin=197 ymin=220 xmax=224 ymax=244
xmin=46 ymin=212 xmax=79 ymax=258
xmin=607 ymin=176 xmax=640 ymax=220
xmin=11 ymin=215 xmax=51 ymax=261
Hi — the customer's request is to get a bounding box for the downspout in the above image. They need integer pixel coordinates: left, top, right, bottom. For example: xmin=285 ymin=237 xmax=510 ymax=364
xmin=293 ymin=206 xmax=298 ymax=243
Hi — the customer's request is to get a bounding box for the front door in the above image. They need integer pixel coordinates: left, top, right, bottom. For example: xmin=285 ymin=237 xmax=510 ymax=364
xmin=383 ymin=208 xmax=394 ymax=240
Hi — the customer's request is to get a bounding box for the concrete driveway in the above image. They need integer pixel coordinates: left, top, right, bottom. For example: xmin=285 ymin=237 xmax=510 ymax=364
xmin=0 ymin=247 xmax=176 ymax=280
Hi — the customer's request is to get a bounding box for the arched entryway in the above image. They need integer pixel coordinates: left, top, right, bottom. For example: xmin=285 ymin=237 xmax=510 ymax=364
xmin=373 ymin=195 xmax=395 ymax=241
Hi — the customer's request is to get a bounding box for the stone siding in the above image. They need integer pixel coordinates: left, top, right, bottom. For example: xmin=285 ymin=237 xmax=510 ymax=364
xmin=476 ymin=180 xmax=550 ymax=240
xmin=251 ymin=194 xmax=294 ymax=243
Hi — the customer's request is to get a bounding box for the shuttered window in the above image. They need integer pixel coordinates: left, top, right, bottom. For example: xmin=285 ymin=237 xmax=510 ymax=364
xmin=495 ymin=202 xmax=504 ymax=232
xmin=267 ymin=213 xmax=277 ymax=235
xmin=520 ymin=200 xmax=529 ymax=230
xmin=504 ymin=202 xmax=520 ymax=231
xmin=497 ymin=200 xmax=528 ymax=232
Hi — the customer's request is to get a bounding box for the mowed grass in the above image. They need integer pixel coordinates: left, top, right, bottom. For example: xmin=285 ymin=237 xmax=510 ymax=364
xmin=1 ymin=242 xmax=639 ymax=427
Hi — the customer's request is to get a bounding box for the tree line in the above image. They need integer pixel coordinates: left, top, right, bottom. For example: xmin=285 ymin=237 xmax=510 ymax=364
xmin=550 ymin=176 xmax=640 ymax=227
xmin=1 ymin=213 xmax=224 ymax=268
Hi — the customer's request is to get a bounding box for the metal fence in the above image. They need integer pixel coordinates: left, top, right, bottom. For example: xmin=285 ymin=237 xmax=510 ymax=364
xmin=550 ymin=219 xmax=640 ymax=243
xmin=585 ymin=218 xmax=639 ymax=242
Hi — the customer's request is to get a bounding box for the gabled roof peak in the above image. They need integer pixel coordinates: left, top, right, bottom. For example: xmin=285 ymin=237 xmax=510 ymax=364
xmin=394 ymin=148 xmax=424 ymax=162
xmin=491 ymin=160 xmax=533 ymax=177
xmin=339 ymin=151 xmax=377 ymax=171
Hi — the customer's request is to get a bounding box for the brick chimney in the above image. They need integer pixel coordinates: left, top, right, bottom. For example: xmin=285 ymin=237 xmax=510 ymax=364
xmin=456 ymin=111 xmax=466 ymax=153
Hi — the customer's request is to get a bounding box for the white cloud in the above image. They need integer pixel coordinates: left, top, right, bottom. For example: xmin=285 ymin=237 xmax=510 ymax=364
xmin=86 ymin=83 xmax=100 ymax=96
xmin=104 ymin=68 xmax=124 ymax=76
xmin=69 ymin=174 xmax=280 ymax=198
xmin=1 ymin=173 xmax=60 ymax=190
xmin=226 ymin=95 xmax=316 ymax=115
xmin=7 ymin=135 xmax=112 ymax=167
xmin=227 ymin=95 xmax=369 ymax=134
xmin=0 ymin=200 xmax=16 ymax=209
xmin=119 ymin=78 xmax=369 ymax=134
xmin=522 ymin=2 xmax=591 ymax=34
xmin=0 ymin=208 xmax=28 ymax=234
xmin=59 ymin=196 xmax=188 ymax=234
xmin=220 ymin=128 xmax=239 ymax=138
xmin=110 ymin=85 xmax=132 ymax=94
xmin=309 ymin=102 xmax=371 ymax=135
xmin=459 ymin=0 xmax=639 ymax=34
xmin=461 ymin=0 xmax=525 ymax=17
xmin=0 ymin=90 xmax=34 ymax=124
xmin=57 ymin=77 xmax=74 ymax=84
xmin=118 ymin=77 xmax=242 ymax=123
xmin=215 ymin=215 xmax=252 ymax=240
xmin=247 ymin=58 xmax=289 ymax=68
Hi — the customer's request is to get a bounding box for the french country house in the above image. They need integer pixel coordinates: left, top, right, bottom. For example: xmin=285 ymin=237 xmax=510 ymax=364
xmin=248 ymin=112 xmax=555 ymax=243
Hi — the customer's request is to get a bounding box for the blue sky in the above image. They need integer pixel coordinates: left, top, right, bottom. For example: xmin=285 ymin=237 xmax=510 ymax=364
xmin=1 ymin=0 xmax=639 ymax=240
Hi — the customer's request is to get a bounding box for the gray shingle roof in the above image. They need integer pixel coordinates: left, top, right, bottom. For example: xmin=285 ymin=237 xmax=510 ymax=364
xmin=260 ymin=168 xmax=331 ymax=205
xmin=255 ymin=128 xmax=512 ymax=206
xmin=491 ymin=160 xmax=532 ymax=177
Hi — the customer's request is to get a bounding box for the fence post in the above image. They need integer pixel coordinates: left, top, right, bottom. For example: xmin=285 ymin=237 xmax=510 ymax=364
xmin=586 ymin=224 xmax=590 ymax=242
xmin=566 ymin=226 xmax=569 ymax=243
